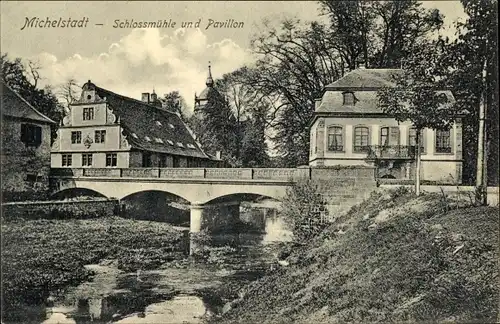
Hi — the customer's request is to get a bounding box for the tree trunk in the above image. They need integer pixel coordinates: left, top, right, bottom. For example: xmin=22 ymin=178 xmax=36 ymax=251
xmin=476 ymin=57 xmax=488 ymax=206
xmin=415 ymin=129 xmax=421 ymax=196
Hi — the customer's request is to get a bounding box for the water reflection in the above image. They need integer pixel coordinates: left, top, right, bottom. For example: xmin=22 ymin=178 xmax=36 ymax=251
xmin=33 ymin=206 xmax=291 ymax=324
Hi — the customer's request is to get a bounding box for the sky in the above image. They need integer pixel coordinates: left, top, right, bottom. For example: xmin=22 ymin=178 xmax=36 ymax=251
xmin=1 ymin=1 xmax=468 ymax=112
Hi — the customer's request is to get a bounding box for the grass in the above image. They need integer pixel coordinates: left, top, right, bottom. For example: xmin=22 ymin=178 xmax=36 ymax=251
xmin=1 ymin=216 xmax=186 ymax=320
xmin=213 ymin=188 xmax=499 ymax=323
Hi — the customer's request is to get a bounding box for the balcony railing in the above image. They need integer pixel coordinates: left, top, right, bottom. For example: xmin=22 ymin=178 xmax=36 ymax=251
xmin=366 ymin=145 xmax=418 ymax=160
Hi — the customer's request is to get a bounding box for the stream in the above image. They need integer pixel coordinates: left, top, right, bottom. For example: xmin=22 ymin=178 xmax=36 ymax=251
xmin=39 ymin=207 xmax=292 ymax=324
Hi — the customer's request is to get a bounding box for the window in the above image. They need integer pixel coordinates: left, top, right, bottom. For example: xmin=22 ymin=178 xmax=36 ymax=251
xmin=95 ymin=130 xmax=106 ymax=143
xmin=142 ymin=152 xmax=152 ymax=167
xmin=82 ymin=154 xmax=93 ymax=167
xmin=159 ymin=154 xmax=168 ymax=167
xmin=83 ymin=107 xmax=94 ymax=120
xmin=327 ymin=126 xmax=343 ymax=152
xmin=435 ymin=129 xmax=452 ymax=153
xmin=62 ymin=154 xmax=72 ymax=167
xmin=353 ymin=126 xmax=370 ymax=152
xmin=409 ymin=128 xmax=425 ymax=152
xmin=71 ymin=131 xmax=82 ymax=144
xmin=343 ymin=92 xmax=356 ymax=105
xmin=21 ymin=124 xmax=42 ymax=147
xmin=106 ymin=153 xmax=117 ymax=167
xmin=380 ymin=127 xmax=400 ymax=146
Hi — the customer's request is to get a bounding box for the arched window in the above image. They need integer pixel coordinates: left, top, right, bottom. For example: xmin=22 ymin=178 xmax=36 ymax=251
xmin=343 ymin=92 xmax=356 ymax=105
xmin=327 ymin=126 xmax=343 ymax=152
xmin=435 ymin=129 xmax=452 ymax=153
xmin=353 ymin=126 xmax=370 ymax=152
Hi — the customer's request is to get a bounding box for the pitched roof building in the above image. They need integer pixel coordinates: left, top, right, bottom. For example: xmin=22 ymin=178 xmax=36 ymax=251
xmin=51 ymin=81 xmax=218 ymax=169
xmin=309 ymin=67 xmax=462 ymax=184
xmin=1 ymin=81 xmax=56 ymax=200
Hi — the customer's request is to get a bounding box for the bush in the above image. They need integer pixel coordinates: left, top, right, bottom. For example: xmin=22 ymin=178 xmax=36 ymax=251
xmin=280 ymin=178 xmax=328 ymax=242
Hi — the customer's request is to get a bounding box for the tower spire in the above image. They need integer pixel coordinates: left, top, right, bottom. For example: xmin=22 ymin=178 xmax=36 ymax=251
xmin=206 ymin=61 xmax=214 ymax=87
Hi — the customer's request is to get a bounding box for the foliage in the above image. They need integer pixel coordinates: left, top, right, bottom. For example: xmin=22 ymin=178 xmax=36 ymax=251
xmin=1 ymin=53 xmax=64 ymax=143
xmin=377 ymin=40 xmax=459 ymax=194
xmin=1 ymin=217 xmax=185 ymax=319
xmin=214 ymin=190 xmax=499 ymax=324
xmin=442 ymin=0 xmax=499 ymax=185
xmin=280 ymin=178 xmax=328 ymax=242
xmin=163 ymin=90 xmax=190 ymax=122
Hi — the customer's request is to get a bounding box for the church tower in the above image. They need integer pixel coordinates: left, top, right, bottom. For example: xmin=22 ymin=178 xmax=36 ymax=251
xmin=194 ymin=62 xmax=216 ymax=111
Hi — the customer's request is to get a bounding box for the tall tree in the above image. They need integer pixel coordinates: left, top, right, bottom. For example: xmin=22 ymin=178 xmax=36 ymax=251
xmin=1 ymin=53 xmax=63 ymax=143
xmin=319 ymin=0 xmax=444 ymax=68
xmin=378 ymin=41 xmax=458 ymax=195
xmin=443 ymin=0 xmax=498 ymax=187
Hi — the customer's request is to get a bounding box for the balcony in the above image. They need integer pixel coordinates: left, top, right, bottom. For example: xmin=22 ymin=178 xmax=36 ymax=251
xmin=366 ymin=145 xmax=419 ymax=160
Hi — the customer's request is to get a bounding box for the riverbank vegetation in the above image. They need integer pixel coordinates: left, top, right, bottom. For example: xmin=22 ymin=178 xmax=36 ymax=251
xmin=1 ymin=217 xmax=186 ymax=321
xmin=214 ymin=188 xmax=499 ymax=323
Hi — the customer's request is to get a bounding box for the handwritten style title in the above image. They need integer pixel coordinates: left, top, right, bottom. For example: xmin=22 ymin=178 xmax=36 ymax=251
xmin=20 ymin=17 xmax=244 ymax=30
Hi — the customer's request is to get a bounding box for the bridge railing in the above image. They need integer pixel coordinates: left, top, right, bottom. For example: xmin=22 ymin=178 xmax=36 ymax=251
xmin=50 ymin=166 xmax=377 ymax=182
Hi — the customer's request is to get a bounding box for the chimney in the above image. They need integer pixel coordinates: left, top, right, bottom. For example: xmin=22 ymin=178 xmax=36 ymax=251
xmin=215 ymin=151 xmax=222 ymax=160
xmin=150 ymin=90 xmax=157 ymax=103
xmin=141 ymin=92 xmax=150 ymax=103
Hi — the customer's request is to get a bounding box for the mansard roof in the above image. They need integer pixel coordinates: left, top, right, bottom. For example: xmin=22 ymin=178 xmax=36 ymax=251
xmin=1 ymin=81 xmax=56 ymax=124
xmin=316 ymin=68 xmax=455 ymax=114
xmin=88 ymin=83 xmax=210 ymax=159
xmin=324 ymin=68 xmax=402 ymax=90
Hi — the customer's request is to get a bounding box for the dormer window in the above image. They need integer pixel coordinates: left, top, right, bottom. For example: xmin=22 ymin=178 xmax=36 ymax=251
xmin=144 ymin=136 xmax=151 ymax=142
xmin=131 ymin=133 xmax=138 ymax=139
xmin=154 ymin=137 xmax=163 ymax=143
xmin=176 ymin=142 xmax=184 ymax=148
xmin=187 ymin=143 xmax=196 ymax=149
xmin=155 ymin=121 xmax=162 ymax=126
xmin=166 ymin=139 xmax=174 ymax=145
xmin=343 ymin=92 xmax=356 ymax=106
xmin=169 ymin=124 xmax=175 ymax=129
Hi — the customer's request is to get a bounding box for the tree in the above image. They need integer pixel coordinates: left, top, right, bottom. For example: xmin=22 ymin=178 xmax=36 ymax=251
xmin=319 ymin=0 xmax=444 ymax=68
xmin=442 ymin=0 xmax=498 ymax=191
xmin=163 ymin=90 xmax=190 ymax=121
xmin=378 ymin=41 xmax=457 ymax=195
xmin=1 ymin=53 xmax=63 ymax=143
xmin=189 ymin=84 xmax=238 ymax=163
xmin=57 ymin=78 xmax=80 ymax=113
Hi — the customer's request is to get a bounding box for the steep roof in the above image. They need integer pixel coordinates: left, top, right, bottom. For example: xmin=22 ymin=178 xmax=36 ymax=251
xmin=89 ymin=84 xmax=210 ymax=159
xmin=317 ymin=68 xmax=455 ymax=114
xmin=1 ymin=81 xmax=56 ymax=124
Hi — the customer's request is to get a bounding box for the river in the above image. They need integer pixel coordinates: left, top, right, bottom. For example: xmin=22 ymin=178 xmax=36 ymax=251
xmin=37 ymin=205 xmax=292 ymax=324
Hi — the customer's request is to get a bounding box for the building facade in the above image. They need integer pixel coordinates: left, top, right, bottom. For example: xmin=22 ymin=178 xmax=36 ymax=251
xmin=309 ymin=67 xmax=463 ymax=184
xmin=51 ymin=81 xmax=217 ymax=169
xmin=1 ymin=81 xmax=56 ymax=201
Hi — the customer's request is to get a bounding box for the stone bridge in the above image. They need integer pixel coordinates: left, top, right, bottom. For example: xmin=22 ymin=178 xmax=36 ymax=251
xmin=50 ymin=167 xmax=378 ymax=252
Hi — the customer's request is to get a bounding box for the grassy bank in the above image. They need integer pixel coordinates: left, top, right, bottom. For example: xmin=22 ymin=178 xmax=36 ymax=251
xmin=1 ymin=216 xmax=186 ymax=319
xmin=214 ymin=189 xmax=499 ymax=323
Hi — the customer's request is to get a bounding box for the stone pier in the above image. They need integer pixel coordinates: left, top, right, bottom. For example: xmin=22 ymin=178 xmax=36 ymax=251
xmin=189 ymin=201 xmax=241 ymax=254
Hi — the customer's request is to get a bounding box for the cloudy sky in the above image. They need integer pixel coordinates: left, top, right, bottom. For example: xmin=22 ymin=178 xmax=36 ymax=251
xmin=1 ymin=1 xmax=467 ymax=112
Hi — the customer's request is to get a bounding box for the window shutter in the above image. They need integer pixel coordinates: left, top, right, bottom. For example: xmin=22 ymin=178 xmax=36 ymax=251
xmin=21 ymin=124 xmax=27 ymax=143
xmin=35 ymin=126 xmax=42 ymax=145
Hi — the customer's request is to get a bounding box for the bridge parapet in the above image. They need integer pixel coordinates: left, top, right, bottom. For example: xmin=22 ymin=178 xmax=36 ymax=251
xmin=50 ymin=166 xmax=377 ymax=185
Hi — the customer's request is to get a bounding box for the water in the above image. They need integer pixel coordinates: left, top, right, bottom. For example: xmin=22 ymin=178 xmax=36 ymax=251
xmin=35 ymin=206 xmax=292 ymax=324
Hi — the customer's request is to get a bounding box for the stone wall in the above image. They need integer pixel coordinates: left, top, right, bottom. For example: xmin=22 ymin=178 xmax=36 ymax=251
xmin=1 ymin=199 xmax=119 ymax=220
xmin=310 ymin=166 xmax=378 ymax=220
xmin=1 ymin=118 xmax=53 ymax=202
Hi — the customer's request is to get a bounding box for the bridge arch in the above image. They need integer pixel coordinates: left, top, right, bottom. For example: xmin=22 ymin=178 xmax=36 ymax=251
xmin=202 ymin=193 xmax=282 ymax=206
xmin=49 ymin=187 xmax=109 ymax=200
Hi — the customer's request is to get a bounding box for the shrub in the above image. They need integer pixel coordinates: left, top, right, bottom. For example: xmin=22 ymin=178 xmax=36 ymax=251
xmin=280 ymin=178 xmax=328 ymax=242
